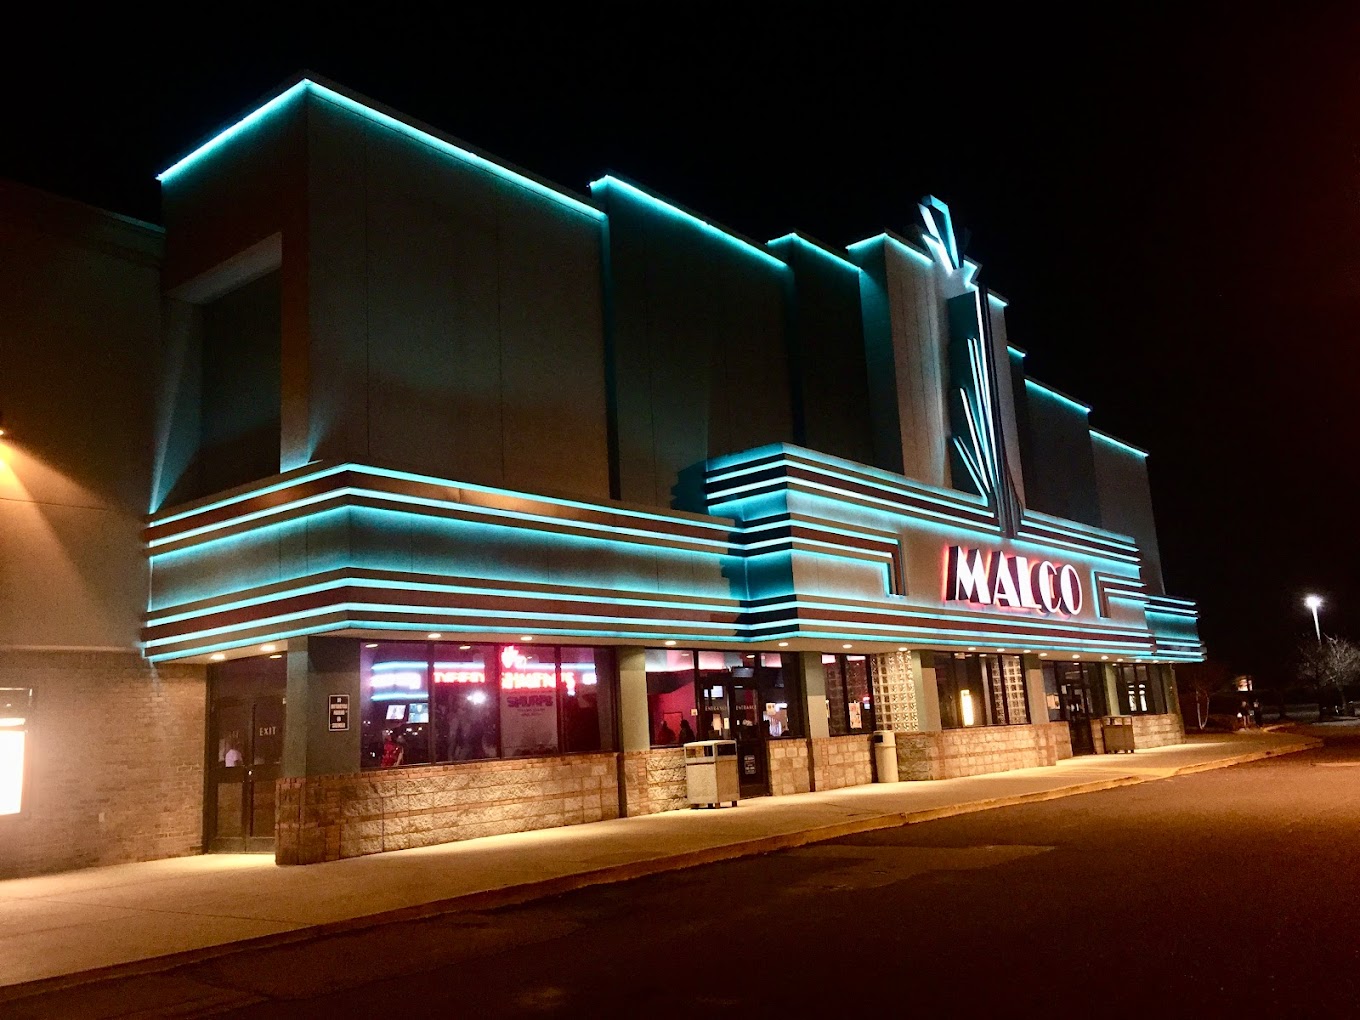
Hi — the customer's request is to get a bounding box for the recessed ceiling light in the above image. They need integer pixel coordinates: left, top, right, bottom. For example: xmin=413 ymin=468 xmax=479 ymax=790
xmin=897 ymin=646 xmax=908 ymax=652
xmin=269 ymin=654 xmax=282 ymax=660
xmin=521 ymin=635 xmax=534 ymax=641
xmin=665 ymin=640 xmax=677 ymax=646
xmin=428 ymin=633 xmax=442 ymax=640
xmin=260 ymin=643 xmax=276 ymax=653
xmin=459 ymin=644 xmax=471 ymax=650
xmin=998 ymin=649 xmax=1006 ymax=653
xmin=842 ymin=643 xmax=852 ymax=649
xmin=1039 ymin=652 xmax=1048 ymax=658
xmin=365 ymin=642 xmax=379 ymax=649
xmin=778 ymin=641 xmax=789 ymax=647
xmin=210 ymin=653 xmax=226 ymax=662
xmin=967 ymin=647 xmax=977 ymax=652
xmin=1101 ymin=655 xmax=1109 ymax=660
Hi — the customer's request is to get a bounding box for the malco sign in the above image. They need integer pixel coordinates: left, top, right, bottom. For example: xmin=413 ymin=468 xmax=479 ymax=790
xmin=943 ymin=545 xmax=1083 ymax=615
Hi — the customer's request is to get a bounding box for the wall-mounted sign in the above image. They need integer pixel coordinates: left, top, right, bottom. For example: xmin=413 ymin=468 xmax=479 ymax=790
xmin=329 ymin=694 xmax=350 ymax=731
xmin=943 ymin=545 xmax=1082 ymax=615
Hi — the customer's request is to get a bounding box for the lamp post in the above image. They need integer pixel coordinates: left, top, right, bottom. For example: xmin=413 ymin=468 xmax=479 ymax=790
xmin=1305 ymin=594 xmax=1323 ymax=644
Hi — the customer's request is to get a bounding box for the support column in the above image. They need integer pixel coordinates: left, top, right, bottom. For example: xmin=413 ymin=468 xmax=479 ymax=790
xmin=616 ymin=646 xmax=650 ymax=752
xmin=1100 ymin=663 xmax=1120 ymax=718
xmin=283 ymin=636 xmax=360 ymax=778
xmin=913 ymin=650 xmax=942 ymax=732
xmin=799 ymin=652 xmax=830 ymax=739
xmin=1024 ymin=654 xmax=1049 ymax=725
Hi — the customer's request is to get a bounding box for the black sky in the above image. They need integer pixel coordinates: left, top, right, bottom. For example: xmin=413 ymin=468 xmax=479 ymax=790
xmin=5 ymin=8 xmax=1358 ymax=680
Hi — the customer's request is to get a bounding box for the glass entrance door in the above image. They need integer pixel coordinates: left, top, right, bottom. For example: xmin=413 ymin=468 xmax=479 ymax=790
xmin=1060 ymin=678 xmax=1096 ymax=756
xmin=208 ymin=657 xmax=287 ymax=852
xmin=730 ymin=684 xmax=769 ymax=797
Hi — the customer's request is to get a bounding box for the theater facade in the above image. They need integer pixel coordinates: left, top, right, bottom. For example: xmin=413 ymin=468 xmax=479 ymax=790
xmin=0 ymin=75 xmax=1202 ymax=875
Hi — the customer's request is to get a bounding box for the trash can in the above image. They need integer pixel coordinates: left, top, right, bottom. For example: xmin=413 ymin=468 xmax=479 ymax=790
xmin=1101 ymin=716 xmax=1136 ymax=754
xmin=872 ymin=730 xmax=898 ymax=783
xmin=684 ymin=740 xmax=739 ymax=807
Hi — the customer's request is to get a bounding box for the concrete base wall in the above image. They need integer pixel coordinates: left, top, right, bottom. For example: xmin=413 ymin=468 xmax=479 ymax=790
xmin=810 ymin=735 xmax=874 ymax=791
xmin=621 ymin=747 xmax=687 ymax=817
xmin=0 ymin=650 xmax=206 ymax=879
xmin=1131 ymin=713 xmax=1184 ymax=749
xmin=767 ymin=738 xmax=812 ymax=796
xmin=276 ymin=753 xmax=619 ymax=865
xmin=895 ymin=722 xmax=1069 ymax=781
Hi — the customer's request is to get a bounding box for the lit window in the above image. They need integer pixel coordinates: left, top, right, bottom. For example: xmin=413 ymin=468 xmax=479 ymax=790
xmin=0 ymin=689 xmax=32 ymax=817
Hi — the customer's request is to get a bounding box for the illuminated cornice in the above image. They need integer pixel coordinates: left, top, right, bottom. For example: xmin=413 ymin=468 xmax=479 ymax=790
xmin=157 ymin=76 xmax=603 ymax=221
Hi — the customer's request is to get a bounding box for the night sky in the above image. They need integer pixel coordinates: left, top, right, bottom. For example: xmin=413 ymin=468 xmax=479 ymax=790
xmin=6 ymin=9 xmax=1358 ymax=680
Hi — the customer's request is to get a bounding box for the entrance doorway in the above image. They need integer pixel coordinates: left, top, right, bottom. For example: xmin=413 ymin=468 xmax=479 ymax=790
xmin=207 ymin=657 xmax=286 ymax=851
xmin=729 ymin=684 xmax=769 ymax=797
xmin=1053 ymin=664 xmax=1099 ymax=756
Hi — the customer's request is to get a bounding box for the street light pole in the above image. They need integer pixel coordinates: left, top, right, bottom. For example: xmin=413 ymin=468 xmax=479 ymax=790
xmin=1305 ymin=594 xmax=1323 ymax=644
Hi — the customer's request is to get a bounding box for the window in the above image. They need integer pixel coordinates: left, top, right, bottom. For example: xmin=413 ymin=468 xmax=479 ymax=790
xmin=823 ymin=654 xmax=875 ymax=735
xmin=647 ymin=649 xmax=804 ymax=747
xmin=0 ymin=689 xmax=32 ymax=817
xmin=936 ymin=653 xmax=1029 ymax=729
xmin=1115 ymin=664 xmax=1165 ymax=715
xmin=361 ymin=642 xmax=615 ymax=769
xmin=1043 ymin=662 xmax=1108 ymax=719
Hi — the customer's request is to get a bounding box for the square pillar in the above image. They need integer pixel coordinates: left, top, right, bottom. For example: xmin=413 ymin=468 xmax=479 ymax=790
xmin=798 ymin=652 xmax=830 ymax=739
xmin=1024 ymin=654 xmax=1049 ymax=725
xmin=913 ymin=650 xmax=943 ymax=732
xmin=616 ymin=646 xmax=651 ymax=753
xmin=283 ymin=636 xmax=361 ymax=778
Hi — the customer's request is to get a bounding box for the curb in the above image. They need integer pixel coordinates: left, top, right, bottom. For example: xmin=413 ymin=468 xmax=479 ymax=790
xmin=0 ymin=737 xmax=1317 ymax=1005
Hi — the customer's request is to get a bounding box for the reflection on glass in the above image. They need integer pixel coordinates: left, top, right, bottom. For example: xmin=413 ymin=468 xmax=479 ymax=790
xmin=433 ymin=645 xmax=498 ymax=761
xmin=500 ymin=644 xmax=560 ymax=758
xmin=646 ymin=649 xmax=698 ymax=745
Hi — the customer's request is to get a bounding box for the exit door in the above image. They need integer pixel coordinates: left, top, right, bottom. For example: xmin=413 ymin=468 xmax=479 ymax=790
xmin=1060 ymin=679 xmax=1096 ymax=756
xmin=730 ymin=685 xmax=769 ymax=797
xmin=208 ymin=659 xmax=286 ymax=852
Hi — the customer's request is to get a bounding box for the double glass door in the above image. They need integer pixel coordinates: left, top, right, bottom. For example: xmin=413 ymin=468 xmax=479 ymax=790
xmin=698 ymin=681 xmax=769 ymax=797
xmin=208 ymin=659 xmax=286 ymax=851
xmin=1059 ymin=676 xmax=1097 ymax=756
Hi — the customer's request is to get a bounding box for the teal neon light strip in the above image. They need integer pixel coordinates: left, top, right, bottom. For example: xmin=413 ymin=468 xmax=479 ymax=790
xmin=846 ymin=233 xmax=935 ymax=269
xmin=590 ymin=176 xmax=787 ymax=271
xmin=988 ymin=293 xmax=1010 ymax=309
xmin=145 ymin=601 xmax=753 ymax=649
xmin=159 ymin=80 xmax=603 ymax=221
xmin=152 ymin=461 xmax=733 ymax=540
xmin=766 ymin=233 xmax=860 ymax=272
xmin=1090 ymin=429 xmax=1150 ymax=459
xmin=157 ymin=81 xmax=308 ymax=182
xmin=1007 ymin=345 xmax=1027 ymax=359
xmin=1024 ymin=379 xmax=1091 ymax=415
xmin=147 ymin=577 xmax=746 ymax=629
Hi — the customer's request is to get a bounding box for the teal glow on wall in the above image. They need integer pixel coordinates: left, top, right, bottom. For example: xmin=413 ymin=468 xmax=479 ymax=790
xmin=1091 ymin=429 xmax=1150 ymax=459
xmin=590 ymin=176 xmax=787 ymax=270
xmin=1024 ymin=378 xmax=1092 ymax=415
xmin=158 ymin=79 xmax=603 ymax=221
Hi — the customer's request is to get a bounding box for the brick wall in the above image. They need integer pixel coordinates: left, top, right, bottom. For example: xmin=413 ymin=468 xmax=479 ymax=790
xmin=276 ymin=752 xmax=620 ymax=865
xmin=895 ymin=722 xmax=1067 ymax=780
xmin=810 ymin=735 xmax=873 ymax=791
xmin=0 ymin=650 xmax=206 ymax=878
xmin=621 ymin=747 xmax=686 ymax=817
xmin=766 ymin=738 xmax=812 ymax=796
xmin=1130 ymin=712 xmax=1184 ymax=749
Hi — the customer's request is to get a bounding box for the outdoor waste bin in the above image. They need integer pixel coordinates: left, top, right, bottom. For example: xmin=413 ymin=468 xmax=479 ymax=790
xmin=873 ymin=730 xmax=899 ymax=782
xmin=685 ymin=740 xmax=739 ymax=807
xmin=1101 ymin=715 xmax=1136 ymax=753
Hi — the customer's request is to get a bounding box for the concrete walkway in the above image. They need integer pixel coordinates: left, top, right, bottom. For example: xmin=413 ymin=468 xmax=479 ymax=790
xmin=0 ymin=731 xmax=1313 ymax=998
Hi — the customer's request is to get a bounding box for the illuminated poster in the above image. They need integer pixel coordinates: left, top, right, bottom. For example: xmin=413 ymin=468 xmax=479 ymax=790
xmin=499 ymin=646 xmax=559 ymax=757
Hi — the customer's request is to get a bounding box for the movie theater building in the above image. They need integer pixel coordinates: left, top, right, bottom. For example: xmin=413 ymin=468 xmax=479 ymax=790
xmin=0 ymin=76 xmax=1202 ymax=875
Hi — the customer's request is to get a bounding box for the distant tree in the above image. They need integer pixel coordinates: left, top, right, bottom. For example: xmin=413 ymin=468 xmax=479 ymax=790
xmin=1297 ymin=636 xmax=1360 ymax=716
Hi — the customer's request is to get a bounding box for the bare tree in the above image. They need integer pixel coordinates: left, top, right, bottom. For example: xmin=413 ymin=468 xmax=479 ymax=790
xmin=1297 ymin=636 xmax=1360 ymax=716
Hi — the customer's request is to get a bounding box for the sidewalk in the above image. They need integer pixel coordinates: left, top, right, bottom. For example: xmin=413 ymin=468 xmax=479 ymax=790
xmin=0 ymin=731 xmax=1314 ymax=997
